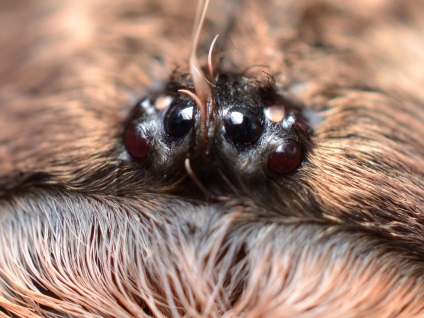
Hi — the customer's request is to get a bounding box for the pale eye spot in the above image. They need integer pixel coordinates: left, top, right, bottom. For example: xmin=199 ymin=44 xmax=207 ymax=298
xmin=265 ymin=106 xmax=285 ymax=123
xmin=155 ymin=95 xmax=174 ymax=110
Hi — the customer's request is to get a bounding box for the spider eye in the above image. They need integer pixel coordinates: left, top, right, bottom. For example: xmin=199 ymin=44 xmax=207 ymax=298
xmin=124 ymin=123 xmax=149 ymax=162
xmin=164 ymin=101 xmax=195 ymax=138
xmin=223 ymin=107 xmax=264 ymax=147
xmin=268 ymin=141 xmax=303 ymax=175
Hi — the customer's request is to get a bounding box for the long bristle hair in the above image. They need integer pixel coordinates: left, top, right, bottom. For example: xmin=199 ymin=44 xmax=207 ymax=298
xmin=179 ymin=0 xmax=213 ymax=148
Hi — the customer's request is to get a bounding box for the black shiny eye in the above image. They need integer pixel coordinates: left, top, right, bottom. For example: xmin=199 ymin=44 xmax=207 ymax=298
xmin=223 ymin=107 xmax=264 ymax=147
xmin=164 ymin=101 xmax=195 ymax=138
xmin=124 ymin=123 xmax=149 ymax=162
xmin=268 ymin=141 xmax=303 ymax=175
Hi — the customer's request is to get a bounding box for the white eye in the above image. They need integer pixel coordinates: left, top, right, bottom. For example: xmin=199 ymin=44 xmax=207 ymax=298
xmin=137 ymin=95 xmax=174 ymax=116
xmin=282 ymin=114 xmax=296 ymax=129
xmin=155 ymin=95 xmax=174 ymax=111
xmin=139 ymin=97 xmax=156 ymax=115
xmin=265 ymin=105 xmax=285 ymax=123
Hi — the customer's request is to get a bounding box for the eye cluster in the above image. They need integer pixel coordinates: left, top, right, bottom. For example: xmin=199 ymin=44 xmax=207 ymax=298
xmin=220 ymin=101 xmax=306 ymax=176
xmin=123 ymin=85 xmax=310 ymax=179
xmin=124 ymin=94 xmax=197 ymax=164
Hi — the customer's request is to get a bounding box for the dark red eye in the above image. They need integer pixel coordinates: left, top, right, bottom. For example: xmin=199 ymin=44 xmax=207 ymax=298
xmin=268 ymin=141 xmax=303 ymax=175
xmin=124 ymin=124 xmax=149 ymax=162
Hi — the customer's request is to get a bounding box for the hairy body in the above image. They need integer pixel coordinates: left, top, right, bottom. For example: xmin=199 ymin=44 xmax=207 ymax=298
xmin=0 ymin=0 xmax=424 ymax=317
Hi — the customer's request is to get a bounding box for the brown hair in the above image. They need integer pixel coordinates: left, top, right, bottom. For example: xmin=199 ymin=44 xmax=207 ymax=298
xmin=0 ymin=0 xmax=423 ymax=316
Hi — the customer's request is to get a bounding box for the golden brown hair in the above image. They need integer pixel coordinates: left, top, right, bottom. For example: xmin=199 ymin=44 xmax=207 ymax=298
xmin=0 ymin=0 xmax=423 ymax=317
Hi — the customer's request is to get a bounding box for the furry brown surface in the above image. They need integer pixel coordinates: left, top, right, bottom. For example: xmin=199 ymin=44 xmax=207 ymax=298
xmin=0 ymin=0 xmax=424 ymax=317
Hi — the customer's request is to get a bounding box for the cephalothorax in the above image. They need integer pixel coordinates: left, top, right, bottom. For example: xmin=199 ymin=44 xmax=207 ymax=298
xmin=1 ymin=0 xmax=424 ymax=316
xmin=123 ymin=0 xmax=311 ymax=199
